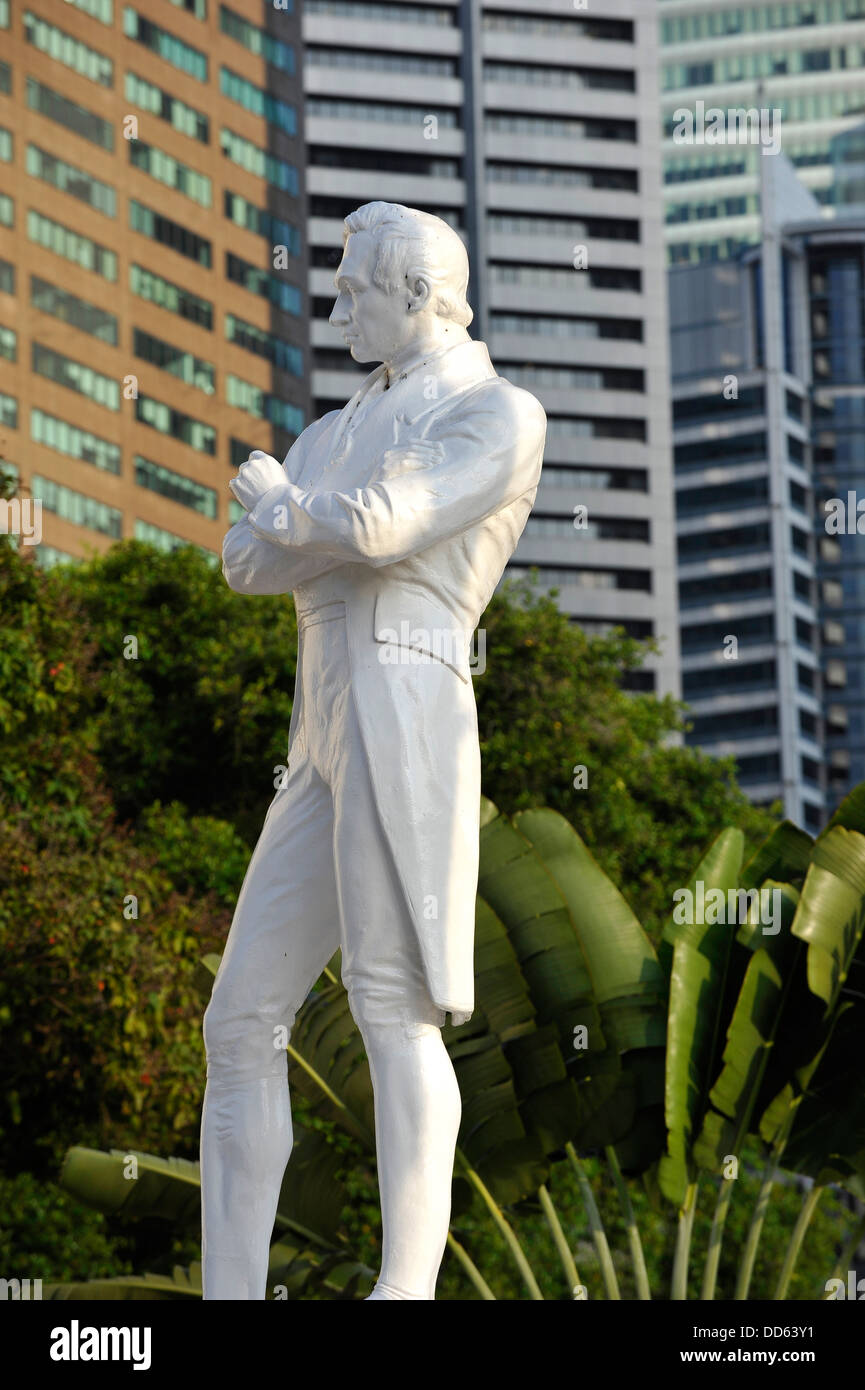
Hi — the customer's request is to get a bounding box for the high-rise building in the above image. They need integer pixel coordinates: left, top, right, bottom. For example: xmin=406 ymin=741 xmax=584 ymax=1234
xmin=660 ymin=0 xmax=865 ymax=265
xmin=301 ymin=0 xmax=680 ymax=696
xmin=0 ymin=0 xmax=309 ymax=566
xmin=670 ymin=152 xmax=865 ymax=826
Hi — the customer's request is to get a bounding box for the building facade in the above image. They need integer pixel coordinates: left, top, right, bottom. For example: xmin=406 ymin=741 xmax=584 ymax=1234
xmin=0 ymin=0 xmax=309 ymax=565
xmin=661 ymin=0 xmax=865 ymax=265
xmin=670 ymin=153 xmax=865 ymax=825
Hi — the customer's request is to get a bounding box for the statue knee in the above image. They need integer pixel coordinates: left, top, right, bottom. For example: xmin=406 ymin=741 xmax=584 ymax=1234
xmin=203 ymin=993 xmax=294 ymax=1084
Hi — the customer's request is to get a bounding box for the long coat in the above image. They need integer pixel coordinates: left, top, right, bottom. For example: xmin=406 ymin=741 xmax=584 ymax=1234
xmin=221 ymin=338 xmax=546 ymax=1021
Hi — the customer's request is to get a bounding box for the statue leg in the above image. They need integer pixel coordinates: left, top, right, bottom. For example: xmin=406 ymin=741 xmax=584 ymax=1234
xmin=200 ymin=754 xmax=340 ymax=1300
xmin=356 ymin=1013 xmax=462 ymax=1300
xmin=331 ymin=704 xmax=462 ymax=1301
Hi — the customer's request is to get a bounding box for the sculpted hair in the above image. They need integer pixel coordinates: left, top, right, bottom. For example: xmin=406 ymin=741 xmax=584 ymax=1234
xmin=342 ymin=201 xmax=473 ymax=329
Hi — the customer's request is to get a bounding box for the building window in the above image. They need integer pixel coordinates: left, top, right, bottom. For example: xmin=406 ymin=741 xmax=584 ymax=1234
xmin=490 ymin=262 xmax=641 ymax=292
xmin=525 ymin=514 xmax=649 ymax=542
xmin=133 ymin=327 xmax=215 ymax=394
xmin=546 ymin=415 xmax=646 ymax=441
xmin=0 ymin=324 xmax=15 ymax=361
xmin=124 ymin=72 xmax=209 ymax=143
xmin=491 ymin=312 xmax=642 ymax=341
xmin=134 ymin=519 xmax=215 ymax=560
xmin=484 ymin=61 xmax=635 ymax=92
xmin=31 ymin=407 xmax=121 ymax=474
xmin=673 ymin=387 xmax=765 ymax=425
xmin=167 ymin=0 xmax=206 ymax=17
xmin=487 ymin=211 xmax=639 ymax=242
xmin=0 ymin=194 xmax=12 ymax=228
xmin=678 ymin=522 xmax=771 ymax=560
xmin=487 ymin=161 xmax=638 ymax=192
xmin=130 ymin=264 xmax=212 ymax=330
xmin=32 ymin=342 xmax=120 ymax=411
xmin=537 ymin=462 xmax=647 ymax=491
xmin=507 ymin=563 xmax=651 ymax=591
xmin=0 ymin=259 xmax=14 ymax=294
xmin=310 ymin=148 xmax=459 ymax=182
xmin=219 ymin=128 xmax=299 ymax=195
xmin=123 ymin=8 xmax=208 ymax=82
xmin=0 ymin=61 xmax=9 ymax=94
xmin=34 ymin=546 xmax=80 ymax=569
xmin=0 ymin=0 xmax=9 ymax=25
xmin=135 ymin=394 xmax=216 ymax=454
xmin=306 ymin=45 xmax=453 ymax=76
xmin=129 ymin=200 xmax=212 ymax=266
xmin=226 ymin=253 xmax=302 ymax=316
xmin=226 ymin=315 xmax=303 ymax=377
xmin=26 ymin=77 xmax=114 ymax=149
xmin=226 ymin=375 xmax=304 ymax=436
xmin=27 ymin=209 xmax=118 ymax=281
xmin=483 ymin=10 xmax=632 ymax=40
xmin=23 ymin=11 xmax=113 ymax=87
xmin=229 ymin=439 xmax=255 ymax=473
xmin=129 ymin=141 xmax=212 ymax=207
xmin=33 ymin=475 xmax=122 ymax=538
xmin=502 ymin=363 xmax=644 ymax=394
xmin=485 ymin=112 xmax=635 ymax=142
xmin=675 ymin=432 xmax=767 ymax=470
xmin=224 ymin=192 xmax=301 ymax=255
xmin=220 ymin=67 xmax=296 ymax=134
xmin=62 ymin=0 xmax=113 ymax=25
xmin=0 ymin=126 xmax=12 ymax=163
xmin=134 ymin=455 xmax=217 ymax=517
xmin=310 ymin=195 xmax=462 ymax=228
xmin=304 ymin=1 xmax=450 ymax=24
xmin=26 ymin=144 xmax=116 ymax=217
xmin=306 ymin=96 xmax=456 ymax=128
xmin=31 ymin=276 xmax=118 ymax=345
xmin=677 ymin=476 xmax=770 ymax=516
xmin=220 ymin=6 xmax=295 ymax=72
xmin=0 ymin=392 xmax=17 ymax=428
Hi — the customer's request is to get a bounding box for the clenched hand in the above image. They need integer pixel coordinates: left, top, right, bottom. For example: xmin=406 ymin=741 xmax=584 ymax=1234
xmin=229 ymin=450 xmax=286 ymax=511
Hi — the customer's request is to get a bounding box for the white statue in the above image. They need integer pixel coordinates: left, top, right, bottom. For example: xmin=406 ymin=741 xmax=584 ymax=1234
xmin=202 ymin=202 xmax=546 ymax=1300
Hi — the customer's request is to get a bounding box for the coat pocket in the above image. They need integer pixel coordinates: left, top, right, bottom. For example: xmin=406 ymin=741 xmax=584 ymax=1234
xmin=372 ymin=588 xmax=472 ymax=684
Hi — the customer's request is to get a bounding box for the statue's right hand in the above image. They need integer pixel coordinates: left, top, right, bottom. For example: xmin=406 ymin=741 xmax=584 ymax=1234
xmin=230 ymin=450 xmax=286 ymax=510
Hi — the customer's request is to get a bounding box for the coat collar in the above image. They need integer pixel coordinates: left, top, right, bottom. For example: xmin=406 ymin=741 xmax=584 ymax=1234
xmin=338 ymin=337 xmax=496 ymax=434
xmin=302 ymin=339 xmax=498 ymax=488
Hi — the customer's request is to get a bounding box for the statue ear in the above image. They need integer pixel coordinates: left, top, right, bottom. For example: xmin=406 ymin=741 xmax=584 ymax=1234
xmin=406 ymin=274 xmax=433 ymax=313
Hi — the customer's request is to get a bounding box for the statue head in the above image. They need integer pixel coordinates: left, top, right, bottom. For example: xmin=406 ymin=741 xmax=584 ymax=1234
xmin=329 ymin=201 xmax=473 ymax=365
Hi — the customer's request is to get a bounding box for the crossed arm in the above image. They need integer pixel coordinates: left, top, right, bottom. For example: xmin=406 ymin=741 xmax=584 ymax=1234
xmin=222 ymin=385 xmax=546 ymax=595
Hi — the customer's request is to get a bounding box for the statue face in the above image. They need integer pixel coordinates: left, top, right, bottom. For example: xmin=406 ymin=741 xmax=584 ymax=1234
xmin=330 ymin=230 xmax=420 ymax=365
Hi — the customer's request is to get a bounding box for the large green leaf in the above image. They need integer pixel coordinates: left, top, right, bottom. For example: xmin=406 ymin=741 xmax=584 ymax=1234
xmin=692 ymin=883 xmax=804 ymax=1171
xmin=791 ymin=826 xmax=865 ymax=1008
xmin=44 ymin=1265 xmax=202 ymax=1301
xmin=781 ymin=1002 xmax=865 ymax=1192
xmin=659 ymin=828 xmax=745 ymax=1205
xmin=755 ymin=832 xmax=865 ymax=1149
xmin=514 ymin=809 xmax=667 ymax=1169
xmin=740 ymin=821 xmax=813 ymax=893
xmin=59 ymin=1147 xmax=201 ymax=1226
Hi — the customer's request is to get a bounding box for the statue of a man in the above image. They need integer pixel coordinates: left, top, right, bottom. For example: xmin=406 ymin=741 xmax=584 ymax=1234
xmin=201 ymin=201 xmax=546 ymax=1300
